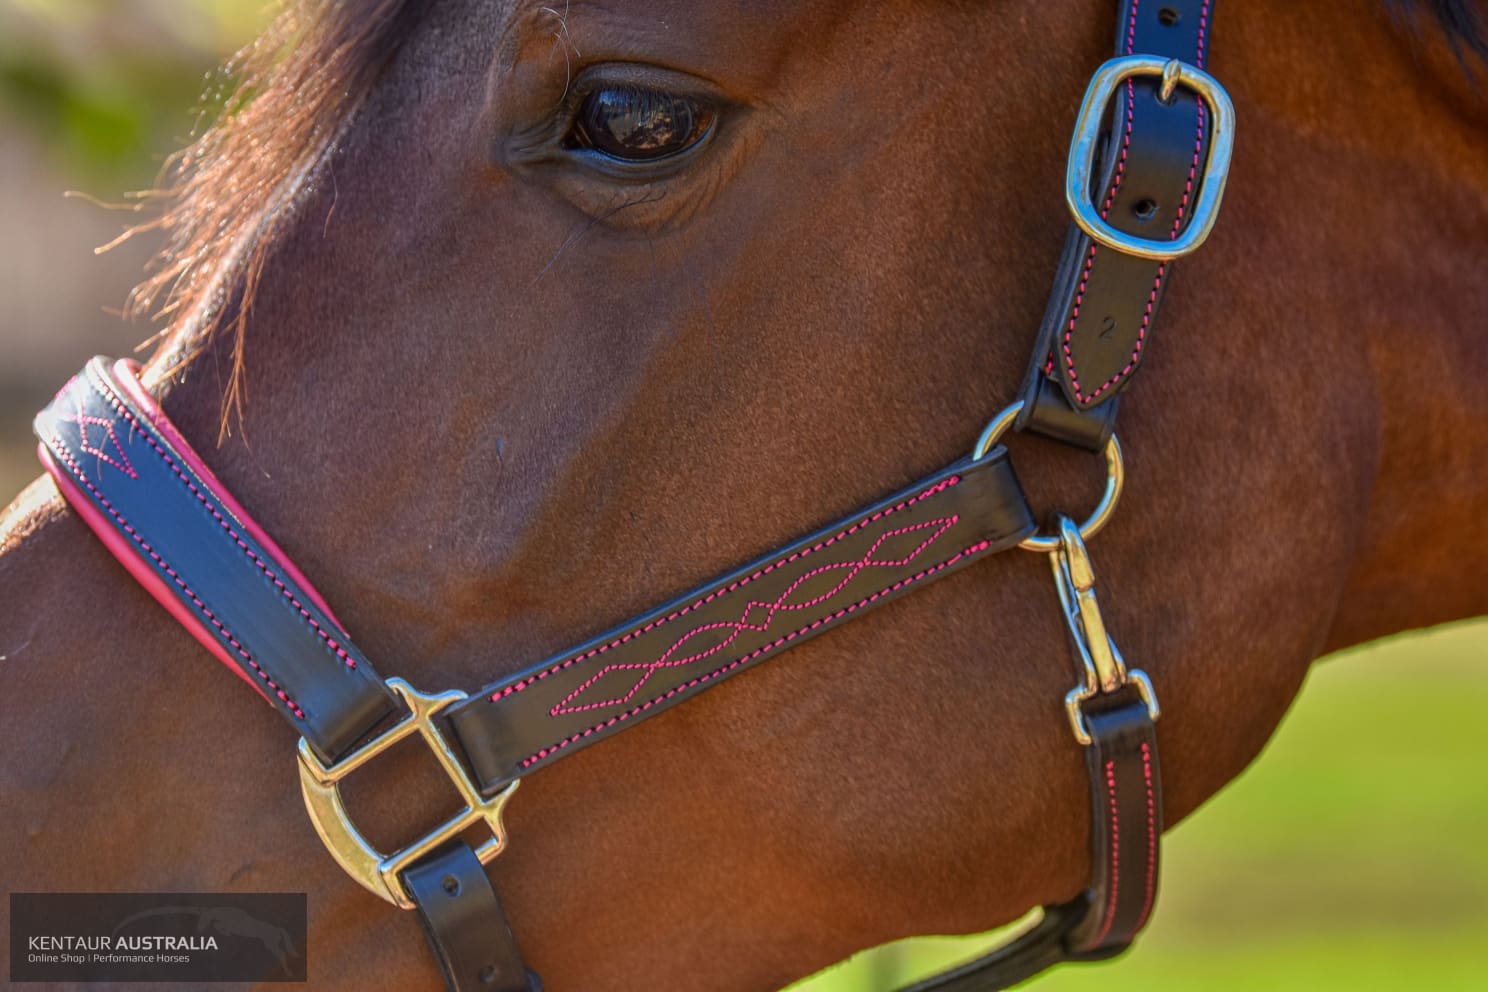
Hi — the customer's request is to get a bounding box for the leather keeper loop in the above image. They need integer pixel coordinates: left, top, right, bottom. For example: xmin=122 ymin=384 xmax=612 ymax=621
xmin=1016 ymin=374 xmax=1119 ymax=453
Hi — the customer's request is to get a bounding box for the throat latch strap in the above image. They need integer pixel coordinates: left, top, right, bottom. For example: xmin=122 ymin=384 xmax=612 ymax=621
xmin=897 ymin=698 xmax=1162 ymax=992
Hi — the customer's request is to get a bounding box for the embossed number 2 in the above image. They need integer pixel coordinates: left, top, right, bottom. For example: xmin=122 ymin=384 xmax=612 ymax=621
xmin=1099 ymin=315 xmax=1117 ymax=339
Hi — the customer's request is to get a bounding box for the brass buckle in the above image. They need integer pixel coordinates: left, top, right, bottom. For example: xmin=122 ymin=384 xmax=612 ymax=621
xmin=1066 ymin=55 xmax=1236 ymax=260
xmin=1049 ymin=517 xmax=1159 ymax=745
xmin=296 ymin=679 xmax=520 ymax=909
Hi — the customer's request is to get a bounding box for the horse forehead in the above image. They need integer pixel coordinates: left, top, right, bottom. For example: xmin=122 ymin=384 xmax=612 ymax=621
xmin=497 ymin=0 xmax=843 ymax=33
xmin=480 ymin=0 xmax=924 ymax=76
xmin=427 ymin=0 xmax=1098 ymax=105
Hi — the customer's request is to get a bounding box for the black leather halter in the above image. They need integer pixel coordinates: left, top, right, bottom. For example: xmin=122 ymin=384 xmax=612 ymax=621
xmin=33 ymin=1 xmax=1231 ymax=988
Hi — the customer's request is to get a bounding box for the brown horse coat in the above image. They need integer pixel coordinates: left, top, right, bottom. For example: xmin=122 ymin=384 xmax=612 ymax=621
xmin=2 ymin=1 xmax=1486 ymax=989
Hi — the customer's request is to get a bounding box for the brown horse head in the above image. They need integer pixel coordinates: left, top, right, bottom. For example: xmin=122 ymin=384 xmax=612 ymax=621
xmin=2 ymin=1 xmax=1485 ymax=989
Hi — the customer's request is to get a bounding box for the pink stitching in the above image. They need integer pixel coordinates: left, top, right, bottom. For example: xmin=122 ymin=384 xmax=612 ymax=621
xmin=1091 ymin=759 xmax=1122 ymax=946
xmin=1195 ymin=0 xmax=1209 ymax=69
xmin=60 ymin=395 xmax=137 ymax=479
xmin=518 ymin=540 xmax=991 ymax=768
xmin=1061 ymin=0 xmax=1211 ymax=404
xmin=550 ymin=517 xmax=957 ymax=715
xmin=1133 ymin=741 xmax=1157 ymax=932
xmin=1061 ymin=75 xmax=1135 ymax=404
xmin=1064 ymin=260 xmax=1168 ymax=404
xmin=492 ymin=474 xmax=964 ymax=702
xmin=81 ymin=366 xmax=357 ymax=671
xmin=1168 ymin=98 xmax=1206 ymax=239
xmin=1099 ymin=82 xmax=1137 ymax=217
xmin=48 ymin=436 xmax=305 ymax=718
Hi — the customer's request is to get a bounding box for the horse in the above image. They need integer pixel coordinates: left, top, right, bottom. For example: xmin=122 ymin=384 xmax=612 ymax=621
xmin=2 ymin=0 xmax=1485 ymax=989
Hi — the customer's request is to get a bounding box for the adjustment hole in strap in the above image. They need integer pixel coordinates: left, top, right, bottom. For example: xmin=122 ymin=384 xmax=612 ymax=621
xmin=442 ymin=874 xmax=462 ymax=897
xmin=1066 ymin=56 xmax=1235 ymax=259
xmin=1157 ymin=6 xmax=1181 ymax=26
xmin=1131 ymin=198 xmax=1158 ymax=221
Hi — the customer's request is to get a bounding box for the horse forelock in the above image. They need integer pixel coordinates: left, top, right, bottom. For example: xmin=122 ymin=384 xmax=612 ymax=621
xmin=124 ymin=0 xmax=428 ymax=440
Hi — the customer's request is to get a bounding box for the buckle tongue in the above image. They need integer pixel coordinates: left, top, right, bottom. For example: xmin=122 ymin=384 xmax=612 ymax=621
xmin=1065 ymin=54 xmax=1236 ymax=260
xmin=297 ymin=678 xmax=519 ymax=909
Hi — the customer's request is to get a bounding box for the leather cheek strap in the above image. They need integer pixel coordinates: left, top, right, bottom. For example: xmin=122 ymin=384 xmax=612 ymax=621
xmin=1018 ymin=0 xmax=1215 ymax=449
xmin=404 ymin=842 xmax=541 ymax=992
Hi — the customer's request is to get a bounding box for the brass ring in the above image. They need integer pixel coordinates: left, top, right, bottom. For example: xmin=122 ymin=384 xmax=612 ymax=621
xmin=970 ymin=400 xmax=1124 ymax=552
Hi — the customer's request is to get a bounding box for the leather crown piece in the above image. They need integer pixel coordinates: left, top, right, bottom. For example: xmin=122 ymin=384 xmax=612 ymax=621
xmin=1017 ymin=0 xmax=1215 ymax=452
xmin=906 ymin=0 xmax=1213 ymax=982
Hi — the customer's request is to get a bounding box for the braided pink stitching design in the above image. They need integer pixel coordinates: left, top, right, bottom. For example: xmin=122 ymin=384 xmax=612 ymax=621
xmin=550 ymin=516 xmax=958 ymax=715
xmin=60 ymin=395 xmax=137 ymax=480
xmin=491 ymin=474 xmax=964 ymax=702
xmin=520 ymin=539 xmax=992 ymax=769
xmin=1062 ymin=0 xmax=1212 ymax=405
xmin=47 ymin=436 xmax=305 ymax=718
xmin=82 ymin=365 xmax=358 ymax=670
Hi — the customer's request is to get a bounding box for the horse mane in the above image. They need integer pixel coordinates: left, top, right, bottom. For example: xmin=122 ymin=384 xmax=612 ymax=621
xmin=121 ymin=0 xmax=1482 ymax=441
xmin=1392 ymin=0 xmax=1488 ymax=63
xmin=124 ymin=0 xmax=423 ymax=439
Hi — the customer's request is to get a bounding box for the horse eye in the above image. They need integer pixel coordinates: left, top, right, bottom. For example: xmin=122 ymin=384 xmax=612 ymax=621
xmin=567 ymin=85 xmax=716 ymax=163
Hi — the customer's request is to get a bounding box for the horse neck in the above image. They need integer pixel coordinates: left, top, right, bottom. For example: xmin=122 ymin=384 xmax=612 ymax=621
xmin=1231 ymin=1 xmax=1488 ymax=650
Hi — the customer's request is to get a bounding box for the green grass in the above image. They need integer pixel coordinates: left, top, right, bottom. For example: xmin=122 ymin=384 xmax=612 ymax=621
xmin=794 ymin=621 xmax=1487 ymax=991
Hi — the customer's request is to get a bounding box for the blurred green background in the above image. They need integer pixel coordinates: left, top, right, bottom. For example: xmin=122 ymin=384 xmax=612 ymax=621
xmin=0 ymin=4 xmax=1482 ymax=990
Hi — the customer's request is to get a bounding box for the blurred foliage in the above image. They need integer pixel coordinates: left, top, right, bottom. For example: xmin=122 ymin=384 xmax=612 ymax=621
xmin=0 ymin=0 xmax=268 ymax=182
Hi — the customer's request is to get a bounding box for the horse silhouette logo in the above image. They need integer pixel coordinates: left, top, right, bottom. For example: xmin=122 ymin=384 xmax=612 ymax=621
xmin=112 ymin=905 xmax=301 ymax=977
